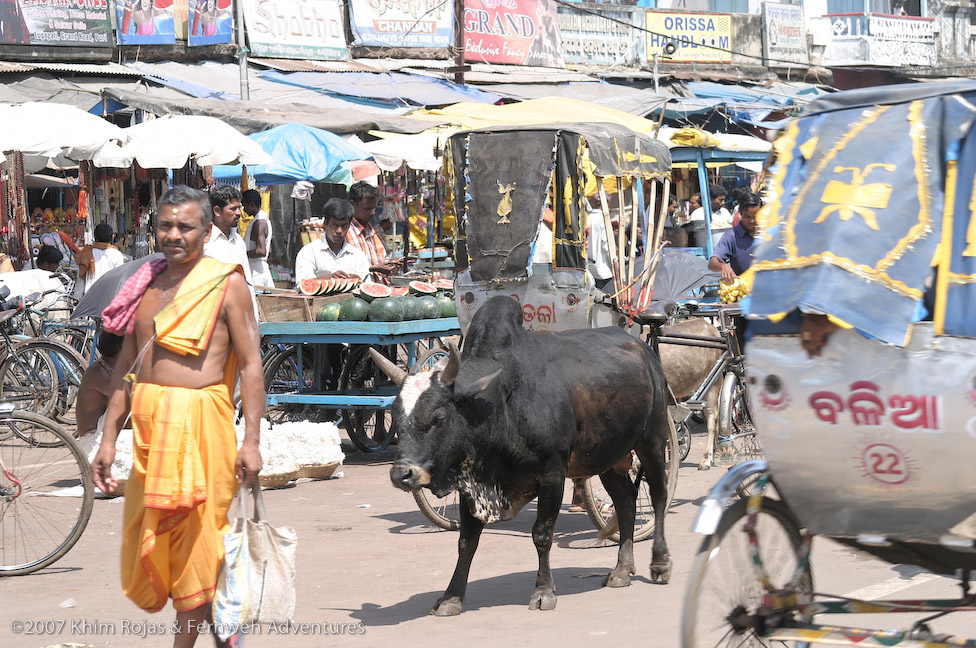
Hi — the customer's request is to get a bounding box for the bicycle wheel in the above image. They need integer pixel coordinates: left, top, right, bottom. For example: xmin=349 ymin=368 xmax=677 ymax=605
xmin=717 ymin=372 xmax=765 ymax=498
xmin=25 ymin=341 xmax=85 ymax=428
xmin=681 ymin=497 xmax=812 ymax=648
xmin=0 ymin=411 xmax=94 ymax=576
xmin=675 ymin=419 xmax=692 ymax=462
xmin=582 ymin=416 xmax=680 ymax=542
xmin=43 ymin=324 xmax=94 ymax=367
xmin=263 ymin=344 xmax=314 ymax=424
xmin=339 ymin=344 xmax=407 ymax=452
xmin=413 ymin=489 xmax=461 ymax=531
xmin=0 ymin=343 xmax=59 ymax=418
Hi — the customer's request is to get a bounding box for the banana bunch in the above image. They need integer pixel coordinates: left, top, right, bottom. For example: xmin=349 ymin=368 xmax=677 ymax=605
xmin=719 ymin=277 xmax=749 ymax=304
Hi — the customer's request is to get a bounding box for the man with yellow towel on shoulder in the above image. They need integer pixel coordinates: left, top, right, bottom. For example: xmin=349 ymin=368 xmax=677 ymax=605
xmin=91 ymin=185 xmax=264 ymax=648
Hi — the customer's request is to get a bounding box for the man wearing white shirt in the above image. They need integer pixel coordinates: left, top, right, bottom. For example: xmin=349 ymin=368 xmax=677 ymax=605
xmin=689 ymin=184 xmax=731 ymax=248
xmin=295 ymin=199 xmax=369 ymax=283
xmin=204 ymin=185 xmax=253 ymax=287
xmin=242 ymin=189 xmax=274 ymax=289
xmin=74 ymin=223 xmax=125 ymax=299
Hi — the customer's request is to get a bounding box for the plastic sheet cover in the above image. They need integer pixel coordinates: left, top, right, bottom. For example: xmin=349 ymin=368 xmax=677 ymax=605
xmin=749 ymin=84 xmax=976 ymax=345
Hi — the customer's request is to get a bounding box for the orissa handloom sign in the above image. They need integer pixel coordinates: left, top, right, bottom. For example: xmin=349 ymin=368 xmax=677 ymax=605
xmin=242 ymin=0 xmax=347 ymax=59
xmin=348 ymin=0 xmax=453 ymax=48
xmin=645 ymin=11 xmax=731 ymax=63
xmin=463 ymin=0 xmax=564 ymax=68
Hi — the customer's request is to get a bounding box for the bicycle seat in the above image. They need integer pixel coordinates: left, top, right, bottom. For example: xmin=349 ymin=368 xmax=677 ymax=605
xmin=23 ymin=292 xmax=40 ymax=306
xmin=632 ymin=301 xmax=678 ymax=325
xmin=0 ymin=308 xmax=19 ymax=324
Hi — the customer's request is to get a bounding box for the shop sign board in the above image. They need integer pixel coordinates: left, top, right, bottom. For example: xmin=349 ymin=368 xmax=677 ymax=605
xmin=187 ymin=0 xmax=233 ymax=45
xmin=242 ymin=0 xmax=347 ymax=60
xmin=1 ymin=0 xmax=113 ymax=47
xmin=557 ymin=3 xmax=641 ymax=67
xmin=116 ymin=0 xmax=176 ymax=45
xmin=463 ymin=0 xmax=564 ymax=68
xmin=762 ymin=2 xmax=808 ymax=65
xmin=645 ymin=11 xmax=731 ymax=63
xmin=348 ymin=0 xmax=452 ymax=48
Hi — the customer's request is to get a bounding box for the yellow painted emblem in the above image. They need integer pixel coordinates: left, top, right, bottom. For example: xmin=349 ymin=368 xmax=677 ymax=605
xmin=496 ymin=181 xmax=516 ymax=224
xmin=816 ymin=164 xmax=895 ymax=231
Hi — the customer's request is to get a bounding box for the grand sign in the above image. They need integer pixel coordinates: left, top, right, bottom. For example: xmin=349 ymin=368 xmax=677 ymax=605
xmin=463 ymin=0 xmax=564 ymax=68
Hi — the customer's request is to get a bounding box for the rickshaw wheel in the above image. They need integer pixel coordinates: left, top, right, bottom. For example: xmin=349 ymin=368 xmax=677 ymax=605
xmin=339 ymin=344 xmax=406 ymax=452
xmin=412 ymin=488 xmax=461 ymax=531
xmin=717 ymin=371 xmax=766 ymax=498
xmin=581 ymin=416 xmax=680 ymax=542
xmin=681 ymin=497 xmax=812 ymax=648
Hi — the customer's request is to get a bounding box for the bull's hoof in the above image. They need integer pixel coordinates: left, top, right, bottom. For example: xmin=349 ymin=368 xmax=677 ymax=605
xmin=650 ymin=559 xmax=673 ymax=583
xmin=603 ymin=571 xmax=632 ymax=588
xmin=430 ymin=596 xmax=464 ymax=616
xmin=697 ymin=460 xmax=712 ymax=471
xmin=528 ymin=588 xmax=557 ymax=611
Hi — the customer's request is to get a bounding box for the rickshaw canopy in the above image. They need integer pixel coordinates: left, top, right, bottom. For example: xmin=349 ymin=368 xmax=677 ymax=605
xmin=749 ymin=80 xmax=976 ymax=345
xmin=446 ymin=123 xmax=671 ymax=282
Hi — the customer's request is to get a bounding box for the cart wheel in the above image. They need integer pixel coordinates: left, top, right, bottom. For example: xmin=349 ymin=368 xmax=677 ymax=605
xmin=339 ymin=344 xmax=411 ymax=453
xmin=413 ymin=488 xmax=461 ymax=531
xmin=581 ymin=416 xmax=680 ymax=542
xmin=681 ymin=497 xmax=812 ymax=648
xmin=717 ymin=371 xmax=766 ymax=498
xmin=676 ymin=419 xmax=692 ymax=462
xmin=263 ymin=344 xmax=315 ymax=424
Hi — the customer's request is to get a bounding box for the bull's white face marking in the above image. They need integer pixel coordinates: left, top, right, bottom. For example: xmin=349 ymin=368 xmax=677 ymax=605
xmin=400 ymin=372 xmax=435 ymax=418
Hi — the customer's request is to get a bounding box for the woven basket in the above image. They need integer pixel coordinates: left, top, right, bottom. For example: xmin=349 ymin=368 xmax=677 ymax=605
xmin=297 ymin=462 xmax=340 ymax=480
xmin=259 ymin=471 xmax=298 ymax=489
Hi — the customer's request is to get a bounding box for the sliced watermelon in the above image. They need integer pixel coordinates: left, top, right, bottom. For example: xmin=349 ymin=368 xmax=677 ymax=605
xmin=408 ymin=280 xmax=438 ymax=296
xmin=316 ymin=279 xmax=330 ymax=295
xmin=390 ymin=286 xmax=409 ymax=297
xmin=299 ymin=279 xmax=319 ymax=295
xmin=360 ymin=282 xmax=393 ymax=302
xmin=433 ymin=278 xmax=454 ymax=291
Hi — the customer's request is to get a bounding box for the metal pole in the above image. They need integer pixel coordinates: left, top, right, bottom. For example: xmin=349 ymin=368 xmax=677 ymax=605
xmin=653 ymin=54 xmax=659 ymax=94
xmin=236 ymin=0 xmax=250 ymax=100
xmin=454 ymin=0 xmax=465 ymax=84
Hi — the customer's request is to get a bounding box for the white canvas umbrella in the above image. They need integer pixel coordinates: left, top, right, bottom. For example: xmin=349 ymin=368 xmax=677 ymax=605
xmin=92 ymin=115 xmax=273 ymax=169
xmin=0 ymin=102 xmax=130 ymax=172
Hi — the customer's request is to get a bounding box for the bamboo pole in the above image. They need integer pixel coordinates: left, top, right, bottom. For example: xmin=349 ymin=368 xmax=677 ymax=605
xmin=597 ymin=179 xmax=620 ymax=298
xmin=616 ymin=178 xmax=626 ymax=302
xmin=640 ymin=178 xmax=672 ymax=310
xmin=637 ymin=180 xmax=656 ymax=309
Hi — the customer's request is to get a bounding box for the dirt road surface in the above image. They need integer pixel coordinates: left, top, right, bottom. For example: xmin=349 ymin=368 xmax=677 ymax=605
xmin=2 ymin=434 xmax=973 ymax=648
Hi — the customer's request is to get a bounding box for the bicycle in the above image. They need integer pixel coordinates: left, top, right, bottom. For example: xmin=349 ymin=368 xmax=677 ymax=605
xmin=0 ymin=405 xmax=94 ymax=575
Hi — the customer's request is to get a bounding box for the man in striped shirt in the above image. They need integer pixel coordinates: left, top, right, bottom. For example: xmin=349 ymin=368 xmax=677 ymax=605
xmin=346 ymin=181 xmax=398 ymax=285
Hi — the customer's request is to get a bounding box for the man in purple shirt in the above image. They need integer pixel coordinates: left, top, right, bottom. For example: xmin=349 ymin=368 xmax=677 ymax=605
xmin=708 ymin=192 xmax=761 ymax=281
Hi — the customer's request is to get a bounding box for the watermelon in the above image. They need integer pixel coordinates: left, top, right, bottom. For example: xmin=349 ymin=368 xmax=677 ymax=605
xmin=401 ymin=296 xmax=424 ymax=320
xmin=299 ymin=279 xmax=319 ymax=295
xmin=436 ymin=295 xmax=457 ymax=318
xmin=339 ymin=298 xmax=370 ymax=321
xmin=316 ymin=302 xmax=342 ymax=322
xmin=408 ymin=280 xmax=438 ymax=296
xmin=390 ymin=286 xmax=409 ymax=297
xmin=359 ymin=283 xmax=393 ymax=302
xmin=368 ymin=297 xmax=404 ymax=322
xmin=418 ymin=295 xmax=442 ymax=319
xmin=433 ymin=278 xmax=454 ymax=291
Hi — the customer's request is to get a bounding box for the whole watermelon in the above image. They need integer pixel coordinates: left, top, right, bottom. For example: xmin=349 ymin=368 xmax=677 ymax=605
xmin=418 ymin=295 xmax=442 ymax=319
xmin=401 ymin=296 xmax=425 ymax=320
xmin=436 ymin=295 xmax=457 ymax=318
xmin=339 ymin=298 xmax=370 ymax=321
xmin=316 ymin=301 xmax=343 ymax=322
xmin=368 ymin=297 xmax=405 ymax=322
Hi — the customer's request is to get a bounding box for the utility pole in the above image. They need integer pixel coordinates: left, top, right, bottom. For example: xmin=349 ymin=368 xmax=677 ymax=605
xmin=236 ymin=0 xmax=250 ymax=100
xmin=450 ymin=0 xmax=470 ymax=84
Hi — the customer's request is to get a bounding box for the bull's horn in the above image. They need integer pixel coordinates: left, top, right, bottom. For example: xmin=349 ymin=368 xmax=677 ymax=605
xmin=440 ymin=341 xmax=462 ymax=386
xmin=369 ymin=348 xmax=407 ymax=386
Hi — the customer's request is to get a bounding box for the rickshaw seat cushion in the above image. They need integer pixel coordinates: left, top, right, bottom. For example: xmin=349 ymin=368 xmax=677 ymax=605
xmin=633 ymin=301 xmax=678 ymax=325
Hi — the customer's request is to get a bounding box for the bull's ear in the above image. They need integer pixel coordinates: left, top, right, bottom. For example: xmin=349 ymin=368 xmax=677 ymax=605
xmin=454 ymin=358 xmax=503 ymax=397
xmin=439 ymin=340 xmax=462 ymax=386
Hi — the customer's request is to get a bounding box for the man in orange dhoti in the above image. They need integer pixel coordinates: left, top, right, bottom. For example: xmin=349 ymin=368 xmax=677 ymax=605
xmin=92 ymin=185 xmax=264 ymax=648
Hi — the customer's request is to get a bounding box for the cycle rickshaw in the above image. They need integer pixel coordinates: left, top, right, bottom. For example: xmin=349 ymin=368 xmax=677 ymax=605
xmin=411 ymin=122 xmax=756 ymax=538
xmin=682 ymin=81 xmax=976 ymax=646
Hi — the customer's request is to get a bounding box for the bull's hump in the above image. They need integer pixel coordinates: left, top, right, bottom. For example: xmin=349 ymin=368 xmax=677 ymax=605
xmin=400 ymin=372 xmax=435 ymax=418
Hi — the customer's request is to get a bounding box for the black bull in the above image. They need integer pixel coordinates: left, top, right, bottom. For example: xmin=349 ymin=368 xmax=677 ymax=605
xmin=371 ymin=297 xmax=672 ymax=615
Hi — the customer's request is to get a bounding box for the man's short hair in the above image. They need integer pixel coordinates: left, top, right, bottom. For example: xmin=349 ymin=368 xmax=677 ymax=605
xmin=36 ymin=245 xmax=63 ymax=267
xmin=709 ymin=184 xmax=727 ymax=200
xmin=348 ymin=181 xmax=378 ymax=204
xmin=241 ymin=189 xmax=261 ymax=209
xmin=97 ymin=330 xmax=124 ymax=359
xmin=94 ymin=223 xmax=114 ymax=243
xmin=159 ymin=185 xmax=212 ymax=227
xmin=323 ymin=198 xmax=354 ymax=223
xmin=209 ymin=185 xmax=242 ymax=213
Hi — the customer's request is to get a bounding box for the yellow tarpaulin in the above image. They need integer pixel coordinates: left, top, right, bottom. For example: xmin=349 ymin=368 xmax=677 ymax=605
xmin=409 ymin=98 xmax=659 ymax=136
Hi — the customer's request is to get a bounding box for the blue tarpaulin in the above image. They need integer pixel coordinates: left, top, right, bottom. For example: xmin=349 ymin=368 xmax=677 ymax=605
xmin=212 ymin=123 xmax=373 ymax=185
xmin=748 ymin=80 xmax=976 ymax=345
xmin=258 ymin=70 xmax=502 ymax=108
